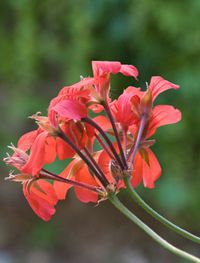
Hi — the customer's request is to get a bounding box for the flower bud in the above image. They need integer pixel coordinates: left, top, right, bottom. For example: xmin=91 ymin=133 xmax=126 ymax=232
xmin=140 ymin=89 xmax=153 ymax=117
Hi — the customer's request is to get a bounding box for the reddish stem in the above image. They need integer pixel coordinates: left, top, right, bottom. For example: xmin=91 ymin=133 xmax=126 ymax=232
xmin=41 ymin=169 xmax=102 ymax=193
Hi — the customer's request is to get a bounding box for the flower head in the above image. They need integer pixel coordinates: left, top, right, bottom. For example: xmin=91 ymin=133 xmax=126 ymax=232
xmin=4 ymin=60 xmax=182 ymax=220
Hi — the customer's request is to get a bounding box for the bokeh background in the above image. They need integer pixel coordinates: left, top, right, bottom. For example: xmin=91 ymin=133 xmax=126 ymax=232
xmin=0 ymin=0 xmax=200 ymax=262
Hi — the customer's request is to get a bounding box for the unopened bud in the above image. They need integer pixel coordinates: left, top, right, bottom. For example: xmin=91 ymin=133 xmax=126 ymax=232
xmin=140 ymin=89 xmax=152 ymax=117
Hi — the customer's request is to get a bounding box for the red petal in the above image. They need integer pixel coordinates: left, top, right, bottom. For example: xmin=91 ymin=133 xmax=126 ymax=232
xmin=23 ymin=181 xmax=58 ymax=221
xmin=147 ymin=105 xmax=182 ymax=138
xmin=53 ymin=99 xmax=87 ymax=120
xmin=48 ymin=80 xmax=92 ymax=126
xmin=56 ymin=137 xmax=75 ymax=159
xmin=130 ymin=152 xmax=143 ymax=188
xmin=93 ymin=115 xmax=112 ymax=132
xmin=131 ymin=149 xmax=161 ymax=189
xmin=44 ymin=136 xmax=57 ymax=164
xmin=21 ymin=131 xmax=48 ymax=175
xmin=53 ymin=160 xmax=76 ymax=200
xmin=142 ymin=148 xmax=162 ymax=188
xmin=58 ymin=77 xmax=93 ymax=97
xmin=35 ymin=180 xmax=58 ymax=205
xmin=149 ymin=76 xmax=179 ymax=100
xmin=88 ymin=103 xmax=104 ymax=113
xmin=111 ymin=93 xmax=137 ymax=127
xmin=92 ymin=61 xmax=121 ymax=76
xmin=120 ymin=64 xmax=138 ymax=79
xmin=98 ymin=150 xmax=115 ymax=184
xmin=17 ymin=129 xmax=39 ymax=151
xmin=74 ymin=165 xmax=98 ymax=203
xmin=92 ymin=61 xmax=138 ymax=80
xmin=123 ymin=86 xmax=142 ymax=96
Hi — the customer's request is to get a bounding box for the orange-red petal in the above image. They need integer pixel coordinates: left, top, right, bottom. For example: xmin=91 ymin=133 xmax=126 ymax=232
xmin=74 ymin=164 xmax=99 ymax=203
xmin=23 ymin=180 xmax=58 ymax=221
xmin=131 ymin=148 xmax=161 ymax=189
xmin=149 ymin=76 xmax=179 ymax=101
xmin=147 ymin=105 xmax=182 ymax=138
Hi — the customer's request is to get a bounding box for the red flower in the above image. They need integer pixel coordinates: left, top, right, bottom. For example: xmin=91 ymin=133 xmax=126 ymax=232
xmin=129 ymin=77 xmax=181 ymax=188
xmin=106 ymin=76 xmax=181 ymax=188
xmin=48 ymin=78 xmax=93 ymax=127
xmin=92 ymin=61 xmax=138 ymax=101
xmin=110 ymin=87 xmax=142 ymax=128
xmin=20 ymin=113 xmax=90 ymax=176
xmin=4 ymin=145 xmax=58 ymax=221
xmin=4 ymin=60 xmax=183 ymax=221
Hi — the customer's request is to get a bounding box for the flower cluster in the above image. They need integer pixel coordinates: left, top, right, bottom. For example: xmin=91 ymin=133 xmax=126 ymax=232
xmin=4 ymin=61 xmax=181 ymax=221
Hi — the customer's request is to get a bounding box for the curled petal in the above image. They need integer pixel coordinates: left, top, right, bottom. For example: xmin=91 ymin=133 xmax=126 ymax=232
xmin=92 ymin=61 xmax=121 ymax=76
xmin=92 ymin=61 xmax=138 ymax=80
xmin=149 ymin=76 xmax=179 ymax=100
xmin=48 ymin=80 xmax=91 ymax=127
xmin=147 ymin=105 xmax=182 ymax=138
xmin=21 ymin=131 xmax=49 ymax=175
xmin=120 ymin=64 xmax=138 ymax=79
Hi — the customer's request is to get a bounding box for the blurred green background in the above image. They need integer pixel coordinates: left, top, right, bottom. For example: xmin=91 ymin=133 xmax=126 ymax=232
xmin=0 ymin=0 xmax=200 ymax=262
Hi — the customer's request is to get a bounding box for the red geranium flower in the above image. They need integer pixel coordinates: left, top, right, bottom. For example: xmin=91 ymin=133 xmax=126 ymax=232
xmin=4 ymin=145 xmax=58 ymax=221
xmin=4 ymin=60 xmax=182 ymax=221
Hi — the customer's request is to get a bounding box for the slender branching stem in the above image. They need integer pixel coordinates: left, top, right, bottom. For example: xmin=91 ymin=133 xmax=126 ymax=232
xmin=41 ymin=169 xmax=101 ymax=193
xmin=83 ymin=147 xmax=110 ymax=186
xmin=122 ymin=126 xmax=127 ymax=161
xmin=82 ymin=117 xmax=124 ymax=170
xmin=102 ymin=101 xmax=128 ymax=169
xmin=57 ymin=128 xmax=109 ymax=188
xmin=124 ymin=176 xmax=200 ymax=244
xmin=109 ymin=194 xmax=200 ymax=263
xmin=95 ymin=133 xmax=114 ymax=159
xmin=128 ymin=114 xmax=147 ymax=170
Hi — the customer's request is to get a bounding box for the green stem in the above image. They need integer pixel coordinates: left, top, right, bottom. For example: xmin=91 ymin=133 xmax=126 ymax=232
xmin=124 ymin=176 xmax=200 ymax=244
xmin=108 ymin=194 xmax=200 ymax=263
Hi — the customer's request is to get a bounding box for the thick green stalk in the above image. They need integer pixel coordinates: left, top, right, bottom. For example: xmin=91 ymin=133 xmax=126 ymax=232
xmin=124 ymin=176 xmax=200 ymax=244
xmin=108 ymin=194 xmax=200 ymax=263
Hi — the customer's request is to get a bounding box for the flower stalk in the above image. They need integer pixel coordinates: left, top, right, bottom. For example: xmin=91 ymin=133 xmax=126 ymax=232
xmin=95 ymin=133 xmax=114 ymax=159
xmin=124 ymin=176 xmax=200 ymax=244
xmin=108 ymin=193 xmax=200 ymax=263
xmin=57 ymin=127 xmax=109 ymax=188
xmin=102 ymin=101 xmax=128 ymax=169
xmin=81 ymin=117 xmax=124 ymax=169
xmin=128 ymin=114 xmax=147 ymax=168
xmin=41 ymin=169 xmax=102 ymax=193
